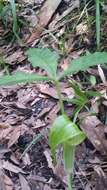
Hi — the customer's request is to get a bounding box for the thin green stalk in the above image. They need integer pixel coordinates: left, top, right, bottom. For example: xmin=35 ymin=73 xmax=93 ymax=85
xmin=67 ymin=174 xmax=73 ymax=190
xmin=20 ymin=131 xmax=44 ymax=159
xmin=10 ymin=0 xmax=22 ymax=44
xmin=63 ymin=143 xmax=75 ymax=190
xmin=96 ymin=0 xmax=100 ymax=50
xmin=73 ymin=106 xmax=82 ymax=123
xmin=10 ymin=0 xmax=18 ymax=38
xmin=55 ymin=80 xmax=65 ymax=115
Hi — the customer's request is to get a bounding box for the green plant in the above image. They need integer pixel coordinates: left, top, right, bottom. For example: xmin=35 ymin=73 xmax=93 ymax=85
xmin=0 ymin=0 xmax=10 ymax=27
xmin=0 ymin=54 xmax=9 ymax=74
xmin=67 ymin=81 xmax=101 ymax=122
xmin=10 ymin=0 xmax=21 ymax=42
xmin=0 ymin=54 xmax=6 ymax=68
xmin=0 ymin=48 xmax=107 ymax=189
xmin=0 ymin=0 xmax=4 ymax=13
xmin=49 ymin=115 xmax=85 ymax=190
xmin=96 ymin=0 xmax=100 ymax=50
xmin=0 ymin=0 xmax=21 ymax=42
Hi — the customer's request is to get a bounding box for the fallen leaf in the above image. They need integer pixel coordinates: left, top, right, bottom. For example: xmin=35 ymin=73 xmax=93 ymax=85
xmin=0 ymin=166 xmax=6 ymax=190
xmin=22 ymin=153 xmax=31 ymax=166
xmin=0 ymin=123 xmax=11 ymax=129
xmin=17 ymin=87 xmax=37 ymax=106
xmin=49 ymin=0 xmax=80 ymax=29
xmin=4 ymin=175 xmax=13 ymax=190
xmin=0 ymin=126 xmax=13 ymax=141
xmin=39 ymin=83 xmax=74 ymax=100
xmin=44 ymin=149 xmax=55 ymax=172
xmin=79 ymin=114 xmax=107 ymax=154
xmin=39 ymin=84 xmax=58 ymax=99
xmin=28 ymin=175 xmax=47 ymax=183
xmin=5 ymin=51 xmax=25 ymax=65
xmin=85 ymin=183 xmax=93 ymax=190
xmin=37 ymin=107 xmax=51 ymax=118
xmin=27 ymin=0 xmax=62 ymax=43
xmin=10 ymin=155 xmax=20 ymax=166
xmin=44 ymin=185 xmax=57 ymax=190
xmin=3 ymin=161 xmax=25 ymax=174
xmin=0 ymin=148 xmax=10 ymax=159
xmin=94 ymin=165 xmax=107 ymax=190
xmin=45 ymin=104 xmax=60 ymax=123
xmin=98 ymin=65 xmax=106 ymax=84
xmin=0 ymin=161 xmax=13 ymax=190
xmin=32 ymin=119 xmax=45 ymax=129
xmin=19 ymin=174 xmax=31 ymax=190
xmin=8 ymin=125 xmax=28 ymax=148
xmin=38 ymin=0 xmax=62 ymax=27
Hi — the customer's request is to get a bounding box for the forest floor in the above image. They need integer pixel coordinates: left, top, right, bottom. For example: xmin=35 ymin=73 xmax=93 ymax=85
xmin=0 ymin=0 xmax=107 ymax=190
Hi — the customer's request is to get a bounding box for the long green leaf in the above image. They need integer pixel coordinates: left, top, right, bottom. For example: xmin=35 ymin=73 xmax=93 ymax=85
xmin=10 ymin=0 xmax=21 ymax=42
xmin=59 ymin=52 xmax=107 ymax=79
xmin=70 ymin=81 xmax=88 ymax=101
xmin=96 ymin=0 xmax=100 ymax=50
xmin=49 ymin=115 xmax=86 ymax=152
xmin=27 ymin=48 xmax=59 ymax=80
xmin=0 ymin=72 xmax=49 ymax=86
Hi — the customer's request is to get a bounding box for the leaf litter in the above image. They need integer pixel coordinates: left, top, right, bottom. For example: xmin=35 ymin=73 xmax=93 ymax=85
xmin=0 ymin=0 xmax=107 ymax=190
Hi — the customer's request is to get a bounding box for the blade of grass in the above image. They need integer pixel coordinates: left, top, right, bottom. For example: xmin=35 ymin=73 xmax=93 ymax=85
xmin=20 ymin=132 xmax=44 ymax=158
xmin=10 ymin=0 xmax=21 ymax=43
xmin=96 ymin=0 xmax=100 ymax=50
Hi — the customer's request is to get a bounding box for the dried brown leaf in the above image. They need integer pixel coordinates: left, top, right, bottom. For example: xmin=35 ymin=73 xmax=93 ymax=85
xmin=3 ymin=161 xmax=25 ymax=174
xmin=0 ymin=167 xmax=6 ymax=190
xmin=22 ymin=153 xmax=31 ymax=166
xmin=94 ymin=165 xmax=107 ymax=190
xmin=45 ymin=104 xmax=60 ymax=123
xmin=0 ymin=125 xmax=13 ymax=141
xmin=10 ymin=155 xmax=20 ymax=166
xmin=39 ymin=83 xmax=74 ymax=100
xmin=27 ymin=0 xmax=62 ymax=43
xmin=28 ymin=175 xmax=46 ymax=183
xmin=98 ymin=65 xmax=106 ymax=84
xmin=32 ymin=119 xmax=45 ymax=129
xmin=39 ymin=84 xmax=58 ymax=99
xmin=8 ymin=125 xmax=28 ymax=148
xmin=0 ymin=123 xmax=11 ymax=129
xmin=44 ymin=185 xmax=57 ymax=190
xmin=49 ymin=0 xmax=80 ymax=29
xmin=0 ymin=171 xmax=13 ymax=190
xmin=37 ymin=107 xmax=51 ymax=118
xmin=80 ymin=114 xmax=107 ymax=154
xmin=19 ymin=174 xmax=31 ymax=190
xmin=44 ymin=149 xmax=55 ymax=172
xmin=5 ymin=51 xmax=25 ymax=65
xmin=4 ymin=175 xmax=13 ymax=190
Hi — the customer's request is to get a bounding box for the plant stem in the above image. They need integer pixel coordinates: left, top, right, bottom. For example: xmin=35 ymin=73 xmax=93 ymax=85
xmin=55 ymin=80 xmax=65 ymax=115
xmin=96 ymin=0 xmax=100 ymax=50
xmin=10 ymin=0 xmax=23 ymax=44
xmin=67 ymin=174 xmax=72 ymax=190
xmin=63 ymin=143 xmax=75 ymax=190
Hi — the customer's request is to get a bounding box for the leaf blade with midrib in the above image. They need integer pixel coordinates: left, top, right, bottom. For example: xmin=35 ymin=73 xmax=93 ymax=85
xmin=0 ymin=72 xmax=49 ymax=86
xmin=59 ymin=52 xmax=107 ymax=79
xmin=27 ymin=48 xmax=59 ymax=80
